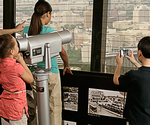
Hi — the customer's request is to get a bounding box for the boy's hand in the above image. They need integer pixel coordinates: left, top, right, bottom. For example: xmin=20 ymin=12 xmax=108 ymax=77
xmin=126 ymin=49 xmax=136 ymax=63
xmin=126 ymin=49 xmax=141 ymax=68
xmin=116 ymin=52 xmax=123 ymax=66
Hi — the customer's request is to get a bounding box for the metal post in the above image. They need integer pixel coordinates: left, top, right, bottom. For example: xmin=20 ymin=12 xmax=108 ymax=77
xmin=33 ymin=43 xmax=52 ymax=125
xmin=34 ymin=71 xmax=50 ymax=125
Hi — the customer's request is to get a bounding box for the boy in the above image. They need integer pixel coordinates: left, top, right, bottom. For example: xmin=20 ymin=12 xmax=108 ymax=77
xmin=113 ymin=36 xmax=150 ymax=125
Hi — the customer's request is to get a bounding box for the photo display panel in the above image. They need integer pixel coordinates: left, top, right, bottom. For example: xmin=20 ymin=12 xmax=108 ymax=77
xmin=63 ymin=120 xmax=77 ymax=125
xmin=62 ymin=86 xmax=78 ymax=112
xmin=88 ymin=88 xmax=126 ymax=118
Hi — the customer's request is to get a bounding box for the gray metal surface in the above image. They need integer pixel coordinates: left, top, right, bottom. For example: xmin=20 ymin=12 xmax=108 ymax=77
xmin=33 ymin=71 xmax=50 ymax=125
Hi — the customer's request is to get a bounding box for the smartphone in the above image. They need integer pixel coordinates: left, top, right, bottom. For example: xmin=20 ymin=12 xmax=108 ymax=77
xmin=120 ymin=49 xmax=129 ymax=57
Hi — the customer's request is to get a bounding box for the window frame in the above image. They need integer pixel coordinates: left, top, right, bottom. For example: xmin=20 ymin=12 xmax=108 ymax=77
xmin=3 ymin=0 xmax=16 ymax=37
xmin=4 ymin=0 xmax=108 ymax=73
xmin=90 ymin=0 xmax=108 ymax=72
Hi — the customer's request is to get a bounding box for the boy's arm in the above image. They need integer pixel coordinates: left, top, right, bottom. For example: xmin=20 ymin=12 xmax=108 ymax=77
xmin=113 ymin=64 xmax=122 ymax=85
xmin=126 ymin=49 xmax=141 ymax=69
xmin=132 ymin=61 xmax=141 ymax=69
xmin=113 ymin=52 xmax=123 ymax=85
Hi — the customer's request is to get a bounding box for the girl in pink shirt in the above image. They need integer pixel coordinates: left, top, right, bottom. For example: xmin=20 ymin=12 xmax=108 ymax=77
xmin=0 ymin=34 xmax=34 ymax=125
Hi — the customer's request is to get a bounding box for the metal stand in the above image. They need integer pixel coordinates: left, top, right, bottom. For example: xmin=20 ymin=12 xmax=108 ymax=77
xmin=18 ymin=30 xmax=72 ymax=125
xmin=33 ymin=43 xmax=51 ymax=125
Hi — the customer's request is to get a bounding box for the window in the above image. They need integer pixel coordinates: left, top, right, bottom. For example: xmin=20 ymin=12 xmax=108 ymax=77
xmin=16 ymin=0 xmax=93 ymax=72
xmin=49 ymin=0 xmax=93 ymax=72
xmin=104 ymin=0 xmax=150 ymax=74
xmin=16 ymin=0 xmax=36 ymax=37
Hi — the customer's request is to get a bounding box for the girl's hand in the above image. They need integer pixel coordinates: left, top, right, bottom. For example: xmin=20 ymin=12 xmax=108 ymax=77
xmin=15 ymin=52 xmax=24 ymax=63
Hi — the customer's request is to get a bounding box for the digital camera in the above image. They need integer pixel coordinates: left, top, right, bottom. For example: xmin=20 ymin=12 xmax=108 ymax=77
xmin=120 ymin=49 xmax=130 ymax=57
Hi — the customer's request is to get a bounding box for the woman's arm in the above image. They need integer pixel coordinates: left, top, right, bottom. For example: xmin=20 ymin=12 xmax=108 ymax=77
xmin=60 ymin=46 xmax=73 ymax=75
xmin=0 ymin=21 xmax=26 ymax=35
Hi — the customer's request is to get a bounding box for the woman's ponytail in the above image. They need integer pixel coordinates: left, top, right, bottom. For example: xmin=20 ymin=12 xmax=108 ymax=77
xmin=28 ymin=11 xmax=42 ymax=36
xmin=28 ymin=1 xmax=52 ymax=36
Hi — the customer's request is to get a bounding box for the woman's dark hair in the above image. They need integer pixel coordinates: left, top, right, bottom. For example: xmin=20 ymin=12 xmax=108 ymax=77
xmin=28 ymin=1 xmax=52 ymax=36
xmin=0 ymin=34 xmax=14 ymax=59
xmin=138 ymin=36 xmax=150 ymax=58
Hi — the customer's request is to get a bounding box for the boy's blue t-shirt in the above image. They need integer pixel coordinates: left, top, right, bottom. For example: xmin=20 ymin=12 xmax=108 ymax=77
xmin=22 ymin=25 xmax=59 ymax=73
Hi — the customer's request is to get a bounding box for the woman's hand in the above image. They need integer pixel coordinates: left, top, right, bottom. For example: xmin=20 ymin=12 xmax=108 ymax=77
xmin=63 ymin=66 xmax=73 ymax=75
xmin=15 ymin=21 xmax=26 ymax=33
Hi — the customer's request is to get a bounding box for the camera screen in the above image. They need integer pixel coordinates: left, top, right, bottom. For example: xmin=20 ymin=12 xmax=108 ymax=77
xmin=120 ymin=49 xmax=129 ymax=57
xmin=123 ymin=50 xmax=129 ymax=56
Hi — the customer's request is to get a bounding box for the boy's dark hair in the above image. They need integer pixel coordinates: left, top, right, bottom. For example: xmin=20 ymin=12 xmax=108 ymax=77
xmin=138 ymin=36 xmax=150 ymax=58
xmin=0 ymin=34 xmax=14 ymax=59
xmin=28 ymin=1 xmax=52 ymax=36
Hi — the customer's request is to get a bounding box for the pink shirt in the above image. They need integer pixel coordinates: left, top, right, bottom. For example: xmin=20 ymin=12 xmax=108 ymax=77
xmin=0 ymin=58 xmax=28 ymax=120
